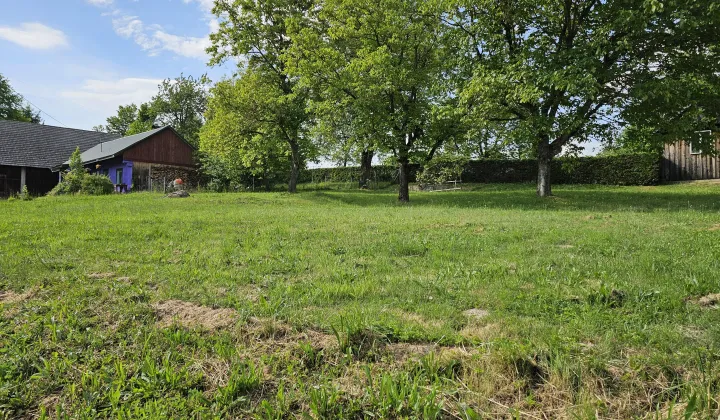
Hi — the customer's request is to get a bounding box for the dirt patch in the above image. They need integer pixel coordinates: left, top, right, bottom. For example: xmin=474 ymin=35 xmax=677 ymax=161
xmin=386 ymin=343 xmax=438 ymax=361
xmin=460 ymin=323 xmax=503 ymax=341
xmin=463 ymin=308 xmax=490 ymax=320
xmin=698 ymin=293 xmax=720 ymax=307
xmin=153 ymin=300 xmax=238 ymax=330
xmin=0 ymin=289 xmax=36 ymax=304
xmin=388 ymin=309 xmax=444 ymax=329
xmin=708 ymin=224 xmax=720 ymax=231
xmin=88 ymin=272 xmax=115 ymax=279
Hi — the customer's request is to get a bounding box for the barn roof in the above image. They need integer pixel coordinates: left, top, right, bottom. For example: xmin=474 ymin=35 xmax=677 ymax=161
xmin=72 ymin=126 xmax=166 ymax=165
xmin=0 ymin=120 xmax=119 ymax=169
xmin=65 ymin=125 xmax=194 ymax=167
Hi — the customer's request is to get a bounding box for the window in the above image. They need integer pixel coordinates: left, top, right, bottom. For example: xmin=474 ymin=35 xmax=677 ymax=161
xmin=691 ymin=130 xmax=713 ymax=155
xmin=116 ymin=168 xmax=123 ymax=184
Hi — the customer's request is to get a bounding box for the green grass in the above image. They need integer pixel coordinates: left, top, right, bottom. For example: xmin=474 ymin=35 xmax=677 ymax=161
xmin=1 ymin=183 xmax=720 ymax=418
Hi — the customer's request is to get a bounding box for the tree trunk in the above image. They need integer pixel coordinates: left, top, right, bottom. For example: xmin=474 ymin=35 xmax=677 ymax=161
xmin=537 ymin=140 xmax=552 ymax=197
xmin=359 ymin=149 xmax=373 ymax=188
xmin=288 ymin=141 xmax=300 ymax=193
xmin=263 ymin=165 xmax=271 ymax=192
xmin=398 ymin=157 xmax=410 ymax=202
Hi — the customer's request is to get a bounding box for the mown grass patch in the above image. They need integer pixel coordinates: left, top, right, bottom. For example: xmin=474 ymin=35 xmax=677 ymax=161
xmin=1 ymin=183 xmax=720 ymax=418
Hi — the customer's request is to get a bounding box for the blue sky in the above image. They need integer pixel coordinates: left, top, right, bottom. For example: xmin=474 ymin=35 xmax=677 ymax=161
xmin=0 ymin=0 xmax=235 ymax=130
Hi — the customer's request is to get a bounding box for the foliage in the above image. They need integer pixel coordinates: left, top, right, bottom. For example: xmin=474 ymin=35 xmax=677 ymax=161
xmin=199 ymin=73 xmax=303 ymax=192
xmin=2 ymin=186 xmax=720 ymax=417
xmin=0 ymin=74 xmax=41 ymax=123
xmin=302 ymin=153 xmax=660 ymax=186
xmin=151 ymin=74 xmax=208 ymax=146
xmin=18 ymin=185 xmax=32 ymax=201
xmin=80 ymin=174 xmax=115 ymax=195
xmin=49 ymin=148 xmax=114 ymax=196
xmin=207 ymin=0 xmax=315 ymax=192
xmin=104 ymin=104 xmax=139 ymax=136
xmin=417 ymin=155 xmax=469 ymax=186
xmin=287 ymin=0 xmax=450 ymax=201
xmin=447 ymin=0 xmax=720 ymax=195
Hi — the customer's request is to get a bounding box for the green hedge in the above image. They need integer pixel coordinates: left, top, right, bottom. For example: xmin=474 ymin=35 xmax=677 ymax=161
xmin=301 ymin=153 xmax=661 ymax=186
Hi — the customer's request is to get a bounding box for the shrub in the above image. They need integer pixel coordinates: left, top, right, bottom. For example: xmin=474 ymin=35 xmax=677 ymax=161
xmin=19 ymin=185 xmax=32 ymax=201
xmin=49 ymin=147 xmax=115 ymax=196
xmin=300 ymin=153 xmax=661 ymax=186
xmin=81 ymin=174 xmax=114 ymax=195
xmin=416 ymin=155 xmax=469 ymax=186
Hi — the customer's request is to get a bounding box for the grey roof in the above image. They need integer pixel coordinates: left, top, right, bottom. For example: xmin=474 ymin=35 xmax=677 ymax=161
xmin=71 ymin=126 xmax=168 ymax=165
xmin=0 ymin=120 xmax=119 ymax=169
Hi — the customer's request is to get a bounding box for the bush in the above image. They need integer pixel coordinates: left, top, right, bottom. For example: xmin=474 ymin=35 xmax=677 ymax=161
xmin=416 ymin=155 xmax=469 ymax=186
xmin=81 ymin=174 xmax=114 ymax=195
xmin=49 ymin=147 xmax=115 ymax=196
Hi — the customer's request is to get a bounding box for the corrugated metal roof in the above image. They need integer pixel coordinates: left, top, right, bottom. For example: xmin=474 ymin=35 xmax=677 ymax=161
xmin=71 ymin=126 xmax=168 ymax=165
xmin=0 ymin=120 xmax=119 ymax=169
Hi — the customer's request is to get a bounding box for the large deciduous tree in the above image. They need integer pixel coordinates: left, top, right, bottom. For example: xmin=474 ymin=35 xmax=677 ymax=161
xmin=207 ymin=0 xmax=314 ymax=193
xmin=288 ymin=0 xmax=449 ymax=202
xmin=199 ymin=71 xmax=311 ymax=191
xmin=104 ymin=104 xmax=139 ymax=136
xmin=0 ymin=74 xmax=41 ymax=123
xmin=448 ymin=0 xmax=720 ymax=196
xmin=151 ymin=74 xmax=209 ymax=146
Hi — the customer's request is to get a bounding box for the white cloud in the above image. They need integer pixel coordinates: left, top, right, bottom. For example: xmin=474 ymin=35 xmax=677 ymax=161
xmin=111 ymin=10 xmax=212 ymax=60
xmin=60 ymin=78 xmax=162 ymax=118
xmin=0 ymin=23 xmax=69 ymax=50
xmin=87 ymin=0 xmax=113 ymax=6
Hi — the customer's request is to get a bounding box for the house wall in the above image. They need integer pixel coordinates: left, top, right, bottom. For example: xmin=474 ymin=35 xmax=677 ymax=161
xmin=91 ymin=160 xmax=133 ymax=190
xmin=122 ymin=129 xmax=195 ymax=167
xmin=663 ymin=138 xmax=720 ymax=181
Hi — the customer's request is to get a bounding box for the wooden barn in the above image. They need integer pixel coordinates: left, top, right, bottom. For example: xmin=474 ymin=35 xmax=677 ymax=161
xmin=662 ymin=134 xmax=720 ymax=181
xmin=59 ymin=125 xmax=197 ymax=191
xmin=0 ymin=120 xmax=118 ymax=197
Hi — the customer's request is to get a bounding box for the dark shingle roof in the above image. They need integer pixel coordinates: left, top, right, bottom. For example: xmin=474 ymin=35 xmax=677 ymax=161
xmin=0 ymin=120 xmax=119 ymax=169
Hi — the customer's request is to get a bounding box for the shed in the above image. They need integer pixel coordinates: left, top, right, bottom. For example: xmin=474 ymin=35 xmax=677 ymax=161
xmin=59 ymin=125 xmax=197 ymax=191
xmin=662 ymin=134 xmax=720 ymax=181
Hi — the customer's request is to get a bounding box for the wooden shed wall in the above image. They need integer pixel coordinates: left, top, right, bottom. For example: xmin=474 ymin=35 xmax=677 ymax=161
xmin=122 ymin=129 xmax=195 ymax=167
xmin=663 ymin=139 xmax=720 ymax=181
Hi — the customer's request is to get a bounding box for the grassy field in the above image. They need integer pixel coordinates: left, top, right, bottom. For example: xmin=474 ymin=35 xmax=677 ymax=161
xmin=1 ymin=183 xmax=720 ymax=419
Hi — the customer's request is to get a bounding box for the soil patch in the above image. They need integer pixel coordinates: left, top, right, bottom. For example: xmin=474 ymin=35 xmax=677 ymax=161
xmin=88 ymin=272 xmax=115 ymax=279
xmin=0 ymin=289 xmax=36 ymax=304
xmin=463 ymin=308 xmax=490 ymax=320
xmin=698 ymin=293 xmax=720 ymax=307
xmin=153 ymin=300 xmax=238 ymax=329
xmin=708 ymin=224 xmax=720 ymax=232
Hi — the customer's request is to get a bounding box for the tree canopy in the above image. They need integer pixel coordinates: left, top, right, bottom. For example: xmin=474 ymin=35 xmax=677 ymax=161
xmin=0 ymin=74 xmax=41 ymax=124
xmin=447 ymin=0 xmax=720 ymax=195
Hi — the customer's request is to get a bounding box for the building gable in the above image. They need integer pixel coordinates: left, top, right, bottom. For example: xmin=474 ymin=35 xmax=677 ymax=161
xmin=122 ymin=128 xmax=195 ymax=167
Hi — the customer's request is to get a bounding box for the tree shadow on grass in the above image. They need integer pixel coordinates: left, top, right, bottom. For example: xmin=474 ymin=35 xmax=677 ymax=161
xmin=299 ymin=183 xmax=720 ymax=213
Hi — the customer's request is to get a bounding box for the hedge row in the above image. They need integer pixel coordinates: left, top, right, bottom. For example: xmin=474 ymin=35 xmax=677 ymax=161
xmin=301 ymin=153 xmax=661 ymax=186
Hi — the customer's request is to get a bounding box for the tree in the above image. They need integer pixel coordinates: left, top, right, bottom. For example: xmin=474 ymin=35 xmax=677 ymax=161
xmin=0 ymin=74 xmax=41 ymax=123
xmin=199 ymin=73 xmax=303 ymax=191
xmin=448 ymin=0 xmax=720 ymax=196
xmin=150 ymin=74 xmax=208 ymax=146
xmin=288 ymin=0 xmax=449 ymax=201
xmin=126 ymin=103 xmax=158 ymax=136
xmin=105 ymin=104 xmax=138 ymax=136
xmin=207 ymin=0 xmax=314 ymax=193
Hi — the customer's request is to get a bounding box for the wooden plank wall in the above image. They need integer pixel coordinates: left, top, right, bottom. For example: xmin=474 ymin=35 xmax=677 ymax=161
xmin=663 ymin=138 xmax=720 ymax=181
xmin=122 ymin=129 xmax=195 ymax=167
